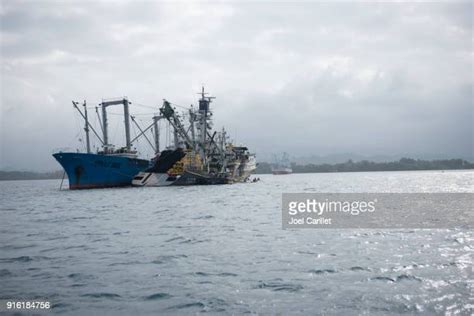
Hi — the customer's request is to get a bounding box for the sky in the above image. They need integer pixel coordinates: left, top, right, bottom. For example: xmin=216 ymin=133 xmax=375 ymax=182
xmin=1 ymin=0 xmax=473 ymax=171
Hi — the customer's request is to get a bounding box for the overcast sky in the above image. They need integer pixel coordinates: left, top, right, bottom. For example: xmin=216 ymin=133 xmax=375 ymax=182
xmin=1 ymin=1 xmax=472 ymax=171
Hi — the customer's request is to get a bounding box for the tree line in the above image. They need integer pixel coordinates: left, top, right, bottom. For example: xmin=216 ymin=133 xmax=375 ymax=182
xmin=255 ymin=158 xmax=474 ymax=174
xmin=0 ymin=170 xmax=65 ymax=181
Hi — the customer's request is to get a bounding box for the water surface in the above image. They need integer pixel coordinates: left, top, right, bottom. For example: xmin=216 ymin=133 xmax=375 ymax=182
xmin=1 ymin=170 xmax=473 ymax=315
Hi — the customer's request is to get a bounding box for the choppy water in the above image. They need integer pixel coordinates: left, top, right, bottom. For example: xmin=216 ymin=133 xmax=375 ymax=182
xmin=1 ymin=170 xmax=473 ymax=315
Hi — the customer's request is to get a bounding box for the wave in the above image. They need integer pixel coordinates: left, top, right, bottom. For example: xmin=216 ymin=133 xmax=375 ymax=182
xmin=255 ymin=280 xmax=303 ymax=292
xmin=166 ymin=302 xmax=205 ymax=310
xmin=81 ymin=293 xmax=121 ymax=299
xmin=108 ymin=260 xmax=145 ymax=266
xmin=308 ymin=269 xmax=337 ymax=274
xmin=192 ymin=215 xmax=215 ymax=220
xmin=395 ymin=274 xmax=422 ymax=282
xmin=0 ymin=244 xmax=37 ymax=250
xmin=164 ymin=236 xmax=185 ymax=242
xmin=0 ymin=256 xmax=33 ymax=263
xmin=67 ymin=273 xmax=96 ymax=281
xmin=151 ymin=254 xmax=188 ymax=264
xmin=349 ymin=266 xmax=371 ymax=272
xmin=191 ymin=271 xmax=238 ymax=277
xmin=144 ymin=293 xmax=172 ymax=300
xmin=371 ymin=276 xmax=396 ymax=282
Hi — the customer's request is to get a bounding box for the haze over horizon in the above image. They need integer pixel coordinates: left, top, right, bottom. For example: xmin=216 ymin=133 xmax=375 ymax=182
xmin=1 ymin=1 xmax=472 ymax=171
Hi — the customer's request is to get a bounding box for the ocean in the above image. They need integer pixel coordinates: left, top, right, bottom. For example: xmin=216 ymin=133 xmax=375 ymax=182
xmin=1 ymin=170 xmax=473 ymax=315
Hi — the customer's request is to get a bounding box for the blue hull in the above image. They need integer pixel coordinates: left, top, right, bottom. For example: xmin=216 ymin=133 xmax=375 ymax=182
xmin=53 ymin=152 xmax=150 ymax=189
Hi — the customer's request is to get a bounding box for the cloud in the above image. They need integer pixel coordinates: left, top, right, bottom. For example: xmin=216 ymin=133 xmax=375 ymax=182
xmin=0 ymin=1 xmax=472 ymax=170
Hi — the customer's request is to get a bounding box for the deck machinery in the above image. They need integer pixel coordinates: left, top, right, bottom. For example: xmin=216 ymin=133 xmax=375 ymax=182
xmin=132 ymin=88 xmax=256 ymax=186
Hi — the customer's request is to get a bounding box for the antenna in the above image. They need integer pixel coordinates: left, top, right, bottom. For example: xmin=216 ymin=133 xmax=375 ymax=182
xmin=197 ymin=86 xmax=216 ymax=102
xmin=198 ymin=86 xmax=208 ymax=99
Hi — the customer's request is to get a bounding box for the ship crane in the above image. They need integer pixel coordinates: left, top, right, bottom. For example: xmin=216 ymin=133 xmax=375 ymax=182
xmin=99 ymin=97 xmax=132 ymax=153
xmin=160 ymin=100 xmax=195 ymax=150
xmin=130 ymin=87 xmax=258 ymax=187
xmin=130 ymin=115 xmax=163 ymax=155
xmin=73 ymin=98 xmax=163 ymax=156
xmin=159 ymin=88 xmax=227 ymax=170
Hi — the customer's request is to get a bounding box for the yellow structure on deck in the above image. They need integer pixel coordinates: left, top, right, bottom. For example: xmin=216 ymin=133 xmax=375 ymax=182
xmin=167 ymin=149 xmax=204 ymax=175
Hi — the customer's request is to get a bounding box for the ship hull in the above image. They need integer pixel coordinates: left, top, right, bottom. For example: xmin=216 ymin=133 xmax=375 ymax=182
xmin=173 ymin=170 xmax=231 ymax=185
xmin=133 ymin=167 xmax=253 ymax=186
xmin=236 ymin=156 xmax=257 ymax=181
xmin=132 ymin=149 xmax=255 ymax=187
xmin=133 ymin=170 xmax=231 ymax=186
xmin=132 ymin=172 xmax=178 ymax=187
xmin=272 ymin=169 xmax=293 ymax=175
xmin=53 ymin=152 xmax=149 ymax=189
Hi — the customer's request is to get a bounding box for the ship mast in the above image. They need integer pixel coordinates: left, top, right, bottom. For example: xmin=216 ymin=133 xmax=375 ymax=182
xmin=101 ymin=102 xmax=109 ymax=149
xmin=197 ymin=87 xmax=215 ymax=144
xmin=158 ymin=87 xmax=219 ymax=169
xmin=197 ymin=87 xmax=215 ymax=167
xmin=83 ymin=100 xmax=91 ymax=153
xmin=73 ymin=97 xmax=161 ymax=155
xmin=100 ymin=98 xmax=132 ymax=152
xmin=160 ymin=100 xmax=194 ymax=149
xmin=189 ymin=106 xmax=196 ymax=149
xmin=72 ymin=100 xmax=104 ymax=149
xmin=153 ymin=115 xmax=161 ymax=154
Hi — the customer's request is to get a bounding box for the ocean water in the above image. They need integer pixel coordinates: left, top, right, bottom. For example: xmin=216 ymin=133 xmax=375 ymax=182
xmin=0 ymin=170 xmax=473 ymax=315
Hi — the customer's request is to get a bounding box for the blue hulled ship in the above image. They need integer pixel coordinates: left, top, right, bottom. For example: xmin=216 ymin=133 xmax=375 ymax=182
xmin=53 ymin=152 xmax=149 ymax=189
xmin=53 ymin=98 xmax=155 ymax=189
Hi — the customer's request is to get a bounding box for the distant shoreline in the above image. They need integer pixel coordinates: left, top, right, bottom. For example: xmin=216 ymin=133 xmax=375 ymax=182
xmin=0 ymin=170 xmax=65 ymax=181
xmin=1 ymin=158 xmax=472 ymax=180
xmin=255 ymin=158 xmax=474 ymax=174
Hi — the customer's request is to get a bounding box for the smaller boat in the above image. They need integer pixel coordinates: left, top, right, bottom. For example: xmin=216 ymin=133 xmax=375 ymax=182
xmin=272 ymin=167 xmax=293 ymax=175
xmin=271 ymin=152 xmax=293 ymax=175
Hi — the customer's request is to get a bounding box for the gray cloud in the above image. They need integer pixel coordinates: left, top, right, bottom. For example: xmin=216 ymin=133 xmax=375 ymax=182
xmin=1 ymin=1 xmax=472 ymax=171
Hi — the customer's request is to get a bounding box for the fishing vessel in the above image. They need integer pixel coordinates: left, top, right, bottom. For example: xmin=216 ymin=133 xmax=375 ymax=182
xmin=132 ymin=88 xmax=257 ymax=186
xmin=53 ymin=98 xmax=151 ymax=189
xmin=271 ymin=152 xmax=293 ymax=175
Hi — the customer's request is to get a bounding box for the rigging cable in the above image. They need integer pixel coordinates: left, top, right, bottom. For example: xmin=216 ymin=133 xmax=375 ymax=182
xmin=131 ymin=121 xmax=141 ymax=156
xmin=72 ymin=107 xmax=86 ymax=152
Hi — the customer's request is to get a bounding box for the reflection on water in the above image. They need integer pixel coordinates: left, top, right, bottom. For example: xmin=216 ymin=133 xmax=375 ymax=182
xmin=0 ymin=170 xmax=473 ymax=314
